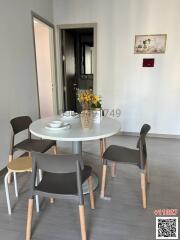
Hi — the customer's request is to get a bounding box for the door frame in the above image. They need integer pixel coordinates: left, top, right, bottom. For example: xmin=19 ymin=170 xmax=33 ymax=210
xmin=56 ymin=23 xmax=97 ymax=112
xmin=31 ymin=11 xmax=58 ymax=117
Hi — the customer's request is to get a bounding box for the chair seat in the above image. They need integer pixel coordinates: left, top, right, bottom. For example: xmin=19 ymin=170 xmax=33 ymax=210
xmin=7 ymin=157 xmax=32 ymax=172
xmin=14 ymin=139 xmax=56 ymax=153
xmin=103 ymin=145 xmax=139 ymax=165
xmin=36 ymin=165 xmax=92 ymax=195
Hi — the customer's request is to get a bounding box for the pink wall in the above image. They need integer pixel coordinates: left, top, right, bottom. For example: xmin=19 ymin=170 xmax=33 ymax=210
xmin=34 ymin=20 xmax=54 ymax=118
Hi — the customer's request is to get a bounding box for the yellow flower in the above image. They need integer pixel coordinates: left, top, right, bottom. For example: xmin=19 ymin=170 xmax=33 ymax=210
xmin=77 ymin=89 xmax=101 ymax=109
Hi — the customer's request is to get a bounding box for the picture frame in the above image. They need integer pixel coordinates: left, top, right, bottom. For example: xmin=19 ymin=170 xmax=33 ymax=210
xmin=134 ymin=34 xmax=167 ymax=54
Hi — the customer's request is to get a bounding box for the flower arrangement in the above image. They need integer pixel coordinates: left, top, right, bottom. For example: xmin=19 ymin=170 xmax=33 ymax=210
xmin=77 ymin=89 xmax=101 ymax=110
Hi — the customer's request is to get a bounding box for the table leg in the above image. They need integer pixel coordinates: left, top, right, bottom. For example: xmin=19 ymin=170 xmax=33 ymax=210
xmin=72 ymin=141 xmax=98 ymax=194
xmin=72 ymin=141 xmax=82 ymax=154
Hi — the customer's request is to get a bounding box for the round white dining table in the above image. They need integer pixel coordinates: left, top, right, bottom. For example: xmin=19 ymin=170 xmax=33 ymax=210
xmin=30 ymin=116 xmax=121 ymax=153
xmin=29 ymin=116 xmax=121 ymax=193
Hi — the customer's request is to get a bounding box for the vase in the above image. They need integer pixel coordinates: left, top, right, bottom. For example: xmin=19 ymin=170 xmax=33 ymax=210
xmin=92 ymin=108 xmax=102 ymax=123
xmin=80 ymin=110 xmax=93 ymax=129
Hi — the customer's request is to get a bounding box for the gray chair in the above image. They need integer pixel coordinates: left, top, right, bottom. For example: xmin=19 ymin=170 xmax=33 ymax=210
xmin=100 ymin=124 xmax=151 ymax=208
xmin=8 ymin=116 xmax=57 ymax=180
xmin=9 ymin=116 xmax=57 ymax=158
xmin=26 ymin=152 xmax=95 ymax=240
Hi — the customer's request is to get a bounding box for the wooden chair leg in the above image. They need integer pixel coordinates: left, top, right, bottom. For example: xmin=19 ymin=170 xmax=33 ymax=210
xmin=100 ymin=138 xmax=107 ymax=162
xmin=111 ymin=161 xmax=116 ymax=177
xmin=26 ymin=199 xmax=34 ymax=240
xmin=79 ymin=205 xmax=87 ymax=240
xmin=87 ymin=176 xmax=95 ymax=209
xmin=100 ymin=165 xmax=107 ymax=198
xmin=53 ymin=145 xmax=57 ymax=155
xmin=140 ymin=172 xmax=147 ymax=209
xmin=103 ymin=138 xmax=107 ymax=152
xmin=50 ymin=198 xmax=55 ymax=203
xmin=7 ymin=155 xmax=12 ymax=184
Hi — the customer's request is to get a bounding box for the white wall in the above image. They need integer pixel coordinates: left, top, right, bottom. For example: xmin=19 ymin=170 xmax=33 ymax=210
xmin=0 ymin=0 xmax=53 ymax=169
xmin=34 ymin=20 xmax=54 ymax=118
xmin=53 ymin=0 xmax=180 ymax=135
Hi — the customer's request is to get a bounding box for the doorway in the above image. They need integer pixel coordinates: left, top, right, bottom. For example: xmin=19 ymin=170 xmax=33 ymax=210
xmin=32 ymin=13 xmax=57 ymax=118
xmin=59 ymin=24 xmax=97 ymax=112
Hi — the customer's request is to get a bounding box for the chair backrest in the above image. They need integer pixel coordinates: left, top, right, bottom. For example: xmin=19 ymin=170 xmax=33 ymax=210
xmin=136 ymin=124 xmax=151 ymax=169
xmin=32 ymin=151 xmax=83 ymax=174
xmin=31 ymin=152 xmax=84 ymax=201
xmin=10 ymin=116 xmax=32 ymax=135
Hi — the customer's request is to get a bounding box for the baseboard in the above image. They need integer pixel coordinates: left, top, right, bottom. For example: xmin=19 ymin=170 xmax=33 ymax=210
xmin=119 ymin=131 xmax=180 ymax=139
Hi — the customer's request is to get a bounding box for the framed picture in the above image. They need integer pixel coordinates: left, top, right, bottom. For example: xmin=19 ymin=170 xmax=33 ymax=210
xmin=134 ymin=34 xmax=167 ymax=54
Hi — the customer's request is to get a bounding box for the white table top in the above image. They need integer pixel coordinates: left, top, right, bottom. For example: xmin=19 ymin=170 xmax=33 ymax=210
xmin=30 ymin=116 xmax=121 ymax=142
